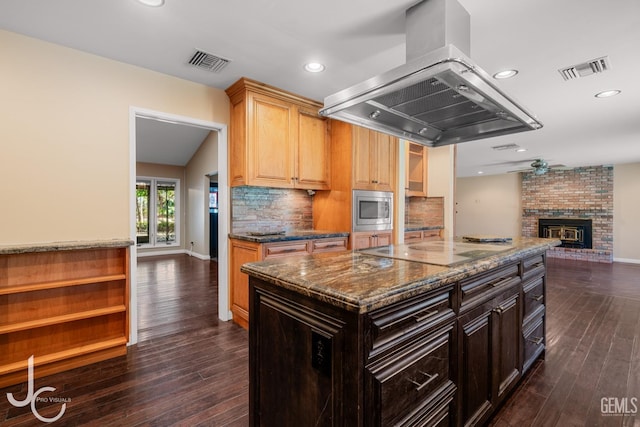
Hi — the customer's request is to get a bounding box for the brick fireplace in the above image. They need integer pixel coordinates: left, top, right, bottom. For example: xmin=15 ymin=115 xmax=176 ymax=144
xmin=521 ymin=165 xmax=613 ymax=263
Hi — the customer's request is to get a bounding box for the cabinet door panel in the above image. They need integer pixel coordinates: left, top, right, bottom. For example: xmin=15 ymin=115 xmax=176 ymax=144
xmin=248 ymin=95 xmax=293 ymax=187
xmin=374 ymin=132 xmax=395 ymax=192
xmin=353 ymin=127 xmax=374 ymax=189
xmin=252 ymin=289 xmax=344 ymax=426
xmin=461 ymin=313 xmax=493 ymax=425
xmin=230 ymin=240 xmax=260 ymax=329
xmin=297 ymin=110 xmax=330 ymax=189
xmin=493 ymin=294 xmax=521 ymax=402
xmin=352 ymin=233 xmax=374 ymax=250
xmin=376 ymin=233 xmax=392 ymax=247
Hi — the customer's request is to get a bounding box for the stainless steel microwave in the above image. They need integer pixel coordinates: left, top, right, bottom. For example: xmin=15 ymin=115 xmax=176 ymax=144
xmin=352 ymin=190 xmax=393 ymax=232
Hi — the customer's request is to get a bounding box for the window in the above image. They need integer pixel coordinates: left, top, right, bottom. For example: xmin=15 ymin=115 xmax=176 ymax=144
xmin=136 ymin=178 xmax=179 ymax=247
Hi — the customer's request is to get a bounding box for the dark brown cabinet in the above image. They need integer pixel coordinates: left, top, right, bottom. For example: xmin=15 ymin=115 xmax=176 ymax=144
xmin=458 ymin=263 xmax=523 ymax=426
xmin=248 ymin=252 xmax=548 ymax=426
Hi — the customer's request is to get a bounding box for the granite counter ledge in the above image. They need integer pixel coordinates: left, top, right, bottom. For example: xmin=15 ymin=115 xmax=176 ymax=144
xmin=229 ymin=230 xmax=349 ymax=244
xmin=404 ymin=224 xmax=444 ymax=232
xmin=240 ymin=237 xmax=561 ymax=313
xmin=0 ymin=238 xmax=134 ymax=255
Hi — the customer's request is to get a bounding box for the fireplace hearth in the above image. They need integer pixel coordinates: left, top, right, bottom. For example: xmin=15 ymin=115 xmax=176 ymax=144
xmin=538 ymin=218 xmax=592 ymax=249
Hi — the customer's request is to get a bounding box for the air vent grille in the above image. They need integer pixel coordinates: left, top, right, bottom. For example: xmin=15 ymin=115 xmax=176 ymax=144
xmin=491 ymin=143 xmax=520 ymax=151
xmin=558 ymin=56 xmax=610 ymax=81
xmin=188 ymin=50 xmax=231 ymax=73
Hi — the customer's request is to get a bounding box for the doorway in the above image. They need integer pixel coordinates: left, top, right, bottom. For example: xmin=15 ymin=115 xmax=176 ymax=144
xmin=129 ymin=107 xmax=230 ymax=346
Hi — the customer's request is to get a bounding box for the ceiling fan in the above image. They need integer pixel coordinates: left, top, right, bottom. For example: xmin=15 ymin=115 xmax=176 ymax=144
xmin=507 ymin=158 xmax=569 ymax=175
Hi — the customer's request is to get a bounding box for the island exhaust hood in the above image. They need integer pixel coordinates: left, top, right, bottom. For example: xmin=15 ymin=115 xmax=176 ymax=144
xmin=319 ymin=0 xmax=542 ymax=147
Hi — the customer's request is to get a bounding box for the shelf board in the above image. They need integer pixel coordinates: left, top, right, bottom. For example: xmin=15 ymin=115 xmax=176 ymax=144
xmin=0 ymin=274 xmax=126 ymax=296
xmin=0 ymin=305 xmax=126 ymax=334
xmin=0 ymin=336 xmax=128 ymax=376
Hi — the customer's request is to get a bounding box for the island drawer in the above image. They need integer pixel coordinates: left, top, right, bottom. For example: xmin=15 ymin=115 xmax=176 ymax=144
xmin=523 ymin=276 xmax=545 ymax=322
xmin=522 ymin=254 xmax=545 ymax=281
xmin=262 ymin=241 xmax=309 ymax=259
xmin=367 ymin=285 xmax=455 ymax=359
xmin=365 ymin=324 xmax=455 ymax=426
xmin=460 ymin=262 xmax=521 ymax=310
xmin=523 ymin=313 xmax=545 ymax=373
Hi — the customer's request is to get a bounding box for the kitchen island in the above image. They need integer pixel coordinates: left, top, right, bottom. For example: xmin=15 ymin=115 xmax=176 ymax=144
xmin=241 ymin=237 xmax=560 ymax=426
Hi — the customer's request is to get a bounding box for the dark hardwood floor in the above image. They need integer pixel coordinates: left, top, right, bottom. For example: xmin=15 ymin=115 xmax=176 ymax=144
xmin=1 ymin=255 xmax=639 ymax=426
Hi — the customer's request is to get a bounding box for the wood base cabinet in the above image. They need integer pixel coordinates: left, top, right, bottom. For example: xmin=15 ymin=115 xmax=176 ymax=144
xmin=351 ymin=231 xmax=393 ymax=250
xmin=0 ymin=245 xmax=130 ymax=388
xmin=248 ymin=252 xmax=548 ymax=426
xmin=230 ymin=237 xmax=347 ymax=329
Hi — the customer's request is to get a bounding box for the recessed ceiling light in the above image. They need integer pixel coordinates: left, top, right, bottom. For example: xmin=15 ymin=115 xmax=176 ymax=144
xmin=477 ymin=171 xmax=484 ymax=175
xmin=595 ymin=89 xmax=621 ymax=98
xmin=493 ymin=69 xmax=518 ymax=79
xmin=516 ymin=148 xmax=528 ymax=152
xmin=304 ymin=62 xmax=325 ymax=73
xmin=137 ymin=0 xmax=164 ymax=6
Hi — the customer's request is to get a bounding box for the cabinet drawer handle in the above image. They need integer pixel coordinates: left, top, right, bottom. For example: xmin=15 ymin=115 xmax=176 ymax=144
xmin=279 ymin=248 xmax=299 ymax=253
xmin=409 ymin=372 xmax=439 ymax=391
xmin=527 ymin=336 xmax=544 ymax=346
xmin=413 ymin=309 xmax=438 ymax=323
xmin=488 ymin=277 xmax=508 ymax=287
xmin=531 ymin=294 xmax=543 ymax=302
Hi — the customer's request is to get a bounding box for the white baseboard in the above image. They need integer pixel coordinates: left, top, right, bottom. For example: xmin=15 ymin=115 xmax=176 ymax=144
xmin=136 ymin=248 xmax=214 ymax=261
xmin=613 ymin=257 xmax=640 ymax=265
xmin=137 ymin=248 xmax=187 ymax=258
xmin=189 ymin=251 xmax=211 ymax=261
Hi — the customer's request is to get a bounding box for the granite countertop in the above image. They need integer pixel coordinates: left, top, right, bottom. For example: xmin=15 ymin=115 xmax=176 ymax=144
xmin=404 ymin=224 xmax=445 ymax=232
xmin=0 ymin=239 xmax=134 ymax=255
xmin=229 ymin=230 xmax=349 ymax=244
xmin=241 ymin=237 xmax=561 ymax=313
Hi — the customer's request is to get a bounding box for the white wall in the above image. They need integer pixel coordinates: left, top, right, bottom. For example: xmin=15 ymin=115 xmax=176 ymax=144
xmin=186 ymin=132 xmax=219 ymax=258
xmin=456 ymin=166 xmax=640 ymax=262
xmin=428 ymin=146 xmax=456 ymax=239
xmin=0 ymin=29 xmax=229 ymax=245
xmin=613 ymin=162 xmax=640 ymax=263
xmin=455 ymin=173 xmax=522 ymax=239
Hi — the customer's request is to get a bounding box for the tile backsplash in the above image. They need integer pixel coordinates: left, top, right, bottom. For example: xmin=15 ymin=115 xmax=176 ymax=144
xmin=231 ymin=186 xmax=313 ymax=233
xmin=405 ymin=197 xmax=445 ymax=227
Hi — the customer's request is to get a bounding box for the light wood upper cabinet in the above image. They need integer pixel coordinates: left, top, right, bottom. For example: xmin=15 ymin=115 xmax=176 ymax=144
xmin=248 ymin=93 xmax=294 ymax=187
xmin=405 ymin=142 xmax=428 ymax=197
xmin=226 ymin=78 xmax=330 ymax=190
xmin=352 ymin=127 xmax=396 ymax=192
xmin=296 ymin=107 xmax=331 ymax=190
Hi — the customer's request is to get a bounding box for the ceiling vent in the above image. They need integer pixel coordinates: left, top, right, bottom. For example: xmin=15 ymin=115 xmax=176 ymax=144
xmin=188 ymin=49 xmax=231 ymax=73
xmin=558 ymin=56 xmax=610 ymax=81
xmin=491 ymin=143 xmax=520 ymax=151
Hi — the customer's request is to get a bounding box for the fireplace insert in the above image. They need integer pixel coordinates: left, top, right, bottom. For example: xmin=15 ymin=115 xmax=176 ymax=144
xmin=538 ymin=218 xmax=592 ymax=249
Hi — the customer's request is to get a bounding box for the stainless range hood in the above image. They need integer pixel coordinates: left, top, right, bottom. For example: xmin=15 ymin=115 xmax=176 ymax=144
xmin=319 ymin=0 xmax=542 ymax=147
